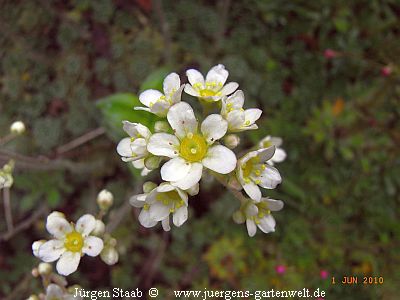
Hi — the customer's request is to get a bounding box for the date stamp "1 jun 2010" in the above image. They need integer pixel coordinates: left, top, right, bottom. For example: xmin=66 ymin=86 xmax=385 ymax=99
xmin=331 ymin=276 xmax=384 ymax=285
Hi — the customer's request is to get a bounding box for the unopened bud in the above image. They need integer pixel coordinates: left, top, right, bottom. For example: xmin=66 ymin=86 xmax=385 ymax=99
xmin=100 ymin=246 xmax=119 ymax=265
xmin=143 ymin=181 xmax=157 ymax=193
xmin=32 ymin=240 xmax=45 ymax=257
xmin=97 ymin=189 xmax=114 ymax=210
xmin=144 ymin=156 xmax=161 ymax=170
xmin=232 ymin=210 xmax=245 ymax=224
xmin=381 ymin=65 xmax=392 ymax=77
xmin=92 ymin=219 xmax=105 ymax=236
xmin=10 ymin=121 xmax=26 ymax=135
xmin=154 ymin=121 xmax=170 ymax=133
xmin=224 ymin=134 xmax=240 ymax=149
xmin=26 ymin=295 xmax=39 ymax=300
xmin=324 ymin=49 xmax=338 ymax=59
xmin=38 ymin=262 xmax=52 ymax=275
xmin=31 ymin=268 xmax=39 ymax=277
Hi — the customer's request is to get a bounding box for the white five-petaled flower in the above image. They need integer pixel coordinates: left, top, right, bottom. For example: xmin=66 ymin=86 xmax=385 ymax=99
xmin=130 ymin=182 xmax=198 ymax=231
xmin=221 ymin=90 xmax=262 ymax=132
xmin=237 ymin=146 xmax=282 ymax=202
xmin=33 ymin=212 xmax=104 ymax=276
xmin=258 ymin=136 xmax=287 ymax=165
xmin=184 ymin=64 xmax=238 ymax=102
xmin=147 ymin=102 xmax=237 ymax=189
xmin=136 ymin=73 xmax=184 ymax=117
xmin=241 ymin=198 xmax=284 ymax=237
xmin=44 ymin=284 xmax=80 ymax=300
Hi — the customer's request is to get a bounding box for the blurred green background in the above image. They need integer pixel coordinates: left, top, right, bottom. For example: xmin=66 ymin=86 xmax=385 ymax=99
xmin=1 ymin=0 xmax=399 ymax=299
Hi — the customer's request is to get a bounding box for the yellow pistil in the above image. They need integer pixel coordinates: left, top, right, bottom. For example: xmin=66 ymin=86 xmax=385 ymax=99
xmin=156 ymin=191 xmax=185 ymax=212
xmin=64 ymin=231 xmax=84 ymax=253
xmin=179 ymin=133 xmax=208 ymax=162
xmin=143 ymin=204 xmax=150 ymax=211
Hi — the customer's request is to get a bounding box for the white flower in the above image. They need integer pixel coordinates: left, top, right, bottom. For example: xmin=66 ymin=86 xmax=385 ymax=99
xmin=258 ymin=136 xmax=287 ymax=165
xmin=147 ymin=102 xmax=237 ymax=189
xmin=237 ymin=147 xmax=282 ymax=202
xmin=116 ymin=121 xmax=151 ymax=162
xmin=136 ymin=73 xmax=184 ymax=117
xmin=239 ymin=198 xmax=284 ymax=237
xmin=44 ymin=284 xmax=80 ymax=300
xmin=10 ymin=121 xmax=26 ymax=134
xmin=0 ymin=160 xmax=14 ymax=189
xmin=34 ymin=212 xmax=104 ymax=276
xmin=184 ymin=64 xmax=238 ymax=102
xmin=221 ymin=90 xmax=262 ymax=132
xmin=130 ymin=182 xmax=198 ymax=231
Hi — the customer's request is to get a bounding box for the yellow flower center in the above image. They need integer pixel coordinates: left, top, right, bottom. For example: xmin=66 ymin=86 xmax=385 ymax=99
xmin=156 ymin=191 xmax=185 ymax=213
xmin=262 ymin=140 xmax=272 ymax=148
xmin=64 ymin=231 xmax=84 ymax=253
xmin=241 ymin=157 xmax=265 ymax=184
xmin=193 ymin=82 xmax=222 ymax=98
xmin=179 ymin=133 xmax=208 ymax=162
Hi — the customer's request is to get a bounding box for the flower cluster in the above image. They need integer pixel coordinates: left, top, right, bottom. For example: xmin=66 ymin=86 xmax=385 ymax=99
xmin=117 ymin=64 xmax=287 ymax=237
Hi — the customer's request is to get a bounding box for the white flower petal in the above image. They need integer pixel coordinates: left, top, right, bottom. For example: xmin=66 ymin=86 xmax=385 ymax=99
xmin=173 ymin=206 xmax=188 ymax=227
xmin=227 ymin=110 xmax=245 ymax=131
xmin=171 ymin=85 xmax=185 ymax=104
xmin=220 ymin=82 xmax=239 ymax=96
xmin=149 ymin=201 xmax=170 ymax=222
xmin=83 ymin=236 xmax=104 ymax=257
xmin=32 ymin=240 xmax=45 ymax=257
xmin=117 ymin=137 xmax=133 ymax=158
xmin=258 ymin=166 xmax=282 ymax=189
xmin=272 ymin=148 xmax=287 ymax=163
xmin=246 ymin=219 xmax=257 ymax=237
xmin=46 ymin=215 xmax=72 ymax=239
xmin=263 ymin=198 xmax=284 ymax=211
xmin=156 ymin=182 xmax=176 ymax=193
xmin=244 ymin=108 xmax=262 ymax=124
xmin=76 ymin=214 xmax=96 ymax=236
xmin=184 ymin=84 xmax=200 ymax=97
xmin=122 ymin=121 xmax=151 ymax=139
xmin=167 ymin=102 xmax=198 ymax=139
xmin=202 ymin=145 xmax=237 ymax=174
xmin=134 ymin=106 xmax=151 ymax=112
xmin=257 ymin=146 xmax=276 ymax=162
xmin=243 ymin=181 xmax=262 ymax=201
xmin=150 ymin=101 xmax=170 ymax=117
xmin=258 ymin=215 xmax=276 ymax=233
xmin=147 ymin=133 xmax=180 ymax=158
xmin=129 ymin=193 xmax=147 ymax=208
xmin=46 ymin=284 xmax=64 ymax=299
xmin=226 ymin=90 xmax=245 ymax=109
xmin=160 ymin=157 xmax=191 ymax=182
xmin=201 ymin=114 xmax=228 ymax=144
xmin=132 ymin=158 xmax=145 ymax=169
xmin=163 ymin=72 xmax=181 ymax=95
xmin=56 ymin=251 xmax=81 ymax=276
xmin=138 ymin=210 xmax=158 ymax=228
xmin=206 ymin=64 xmax=229 ymax=85
xmin=171 ymin=163 xmax=203 ymax=190
xmin=270 ymin=136 xmax=283 ymax=147
xmin=186 ymin=69 xmax=205 ymax=86
xmin=38 ymin=240 xmax=65 ymax=262
xmin=139 ymin=89 xmax=163 ymax=107
xmin=186 ymin=183 xmax=199 ymax=196
xmin=162 ymin=217 xmax=171 ymax=231
xmin=245 ymin=203 xmax=259 ymax=216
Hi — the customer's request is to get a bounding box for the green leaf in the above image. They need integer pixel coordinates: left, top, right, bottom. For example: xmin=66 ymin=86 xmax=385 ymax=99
xmin=96 ymin=93 xmax=159 ymax=140
xmin=139 ymin=68 xmax=170 ymax=92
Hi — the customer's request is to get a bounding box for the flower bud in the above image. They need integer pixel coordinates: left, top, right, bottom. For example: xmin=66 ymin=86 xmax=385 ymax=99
xmin=154 ymin=121 xmax=170 ymax=133
xmin=232 ymin=210 xmax=245 ymax=224
xmin=323 ymin=49 xmax=338 ymax=59
xmin=144 ymin=156 xmax=161 ymax=170
xmin=10 ymin=121 xmax=26 ymax=135
xmin=143 ymin=181 xmax=157 ymax=193
xmin=100 ymin=246 xmax=119 ymax=265
xmin=97 ymin=189 xmax=114 ymax=210
xmin=381 ymin=65 xmax=392 ymax=77
xmin=38 ymin=262 xmax=52 ymax=276
xmin=26 ymin=295 xmax=39 ymax=300
xmin=92 ymin=219 xmax=105 ymax=236
xmin=32 ymin=240 xmax=46 ymax=257
xmin=31 ymin=268 xmax=39 ymax=277
xmin=224 ymin=134 xmax=240 ymax=149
